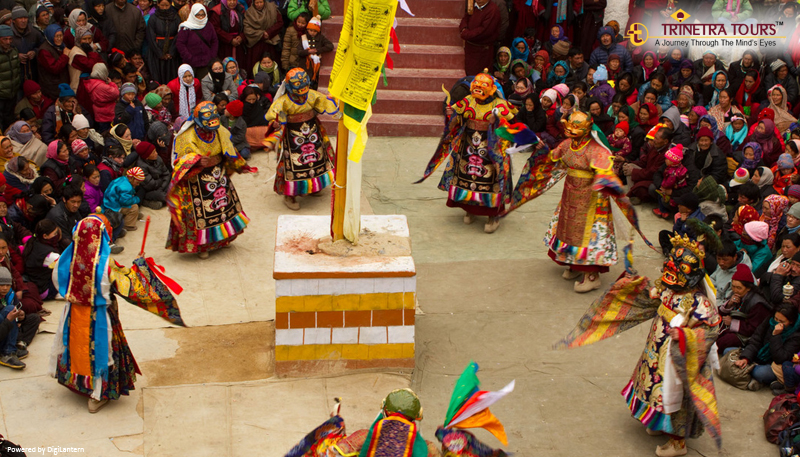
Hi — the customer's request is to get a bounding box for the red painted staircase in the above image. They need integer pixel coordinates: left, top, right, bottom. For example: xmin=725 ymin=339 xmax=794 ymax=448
xmin=318 ymin=0 xmax=466 ymax=137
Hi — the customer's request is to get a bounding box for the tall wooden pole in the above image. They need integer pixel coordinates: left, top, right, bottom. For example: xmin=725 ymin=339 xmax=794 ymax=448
xmin=331 ymin=0 xmax=350 ymax=242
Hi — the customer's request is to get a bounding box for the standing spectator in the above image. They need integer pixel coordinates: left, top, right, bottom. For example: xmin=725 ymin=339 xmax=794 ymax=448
xmin=10 ymin=5 xmax=41 ymax=82
xmin=297 ymin=16 xmax=333 ymax=89
xmin=588 ymin=26 xmax=632 ymax=72
xmin=693 ymin=50 xmax=724 ymax=86
xmin=281 ymin=12 xmax=307 ymax=72
xmin=37 ymin=24 xmax=69 ymax=101
xmin=243 ymin=0 xmax=282 ymax=74
xmin=209 ymin=0 xmax=245 ymax=61
xmin=201 ymin=59 xmax=237 ymax=102
xmin=175 ymin=4 xmax=217 ymax=79
xmin=84 ymin=63 xmax=119 ymax=133
xmin=459 ymin=0 xmax=500 ymax=77
xmin=63 ymin=8 xmax=109 ymax=55
xmin=31 ymin=4 xmax=49 ymax=34
xmin=574 ymin=0 xmax=606 ymax=59
xmin=287 ymin=0 xmax=331 ymax=21
xmin=106 ymin=0 xmax=145 ymax=55
xmin=114 ymin=83 xmax=149 ymax=141
xmin=0 ymin=25 xmax=20 ymax=131
xmin=146 ymin=0 xmax=179 ymax=85
xmin=45 ymin=184 xmax=82 ymax=249
xmin=67 ymin=27 xmax=102 ymax=92
xmin=86 ymin=0 xmax=116 ymax=52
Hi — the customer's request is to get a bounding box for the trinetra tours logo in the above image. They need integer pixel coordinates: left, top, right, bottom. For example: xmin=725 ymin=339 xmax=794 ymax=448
xmin=624 ymin=10 xmax=782 ymax=49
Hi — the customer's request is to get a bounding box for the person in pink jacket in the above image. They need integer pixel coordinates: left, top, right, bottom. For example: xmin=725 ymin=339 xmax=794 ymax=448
xmin=84 ymin=63 xmax=119 ymax=133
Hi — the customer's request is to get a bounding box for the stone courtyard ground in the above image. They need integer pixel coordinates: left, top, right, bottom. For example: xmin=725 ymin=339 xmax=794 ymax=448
xmin=0 ymin=137 xmax=775 ymax=456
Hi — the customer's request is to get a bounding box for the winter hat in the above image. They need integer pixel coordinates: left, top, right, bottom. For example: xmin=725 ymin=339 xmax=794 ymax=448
xmin=680 ymin=114 xmax=690 ymax=128
xmin=607 ymin=20 xmax=620 ymax=34
xmin=75 ymin=24 xmax=92 ymax=39
xmin=645 ymin=123 xmax=662 ymax=140
xmin=226 ymin=99 xmax=243 ymax=118
xmin=788 ymin=185 xmax=800 ymax=200
xmin=11 ymin=5 xmax=26 ymax=19
xmin=691 ymin=106 xmax=707 ymax=118
xmin=120 ymin=83 xmax=137 ymax=97
xmin=744 ymin=221 xmax=769 ymax=242
xmin=597 ymin=26 xmax=614 ymax=40
xmin=730 ymin=113 xmax=746 ymax=124
xmin=70 ymin=139 xmax=87 ymax=154
xmin=0 ymin=25 xmax=12 ymax=38
xmin=778 ymin=153 xmax=795 ymax=170
xmin=58 ymin=83 xmax=75 ymax=99
xmin=594 ymin=64 xmax=608 ymax=82
xmin=729 ymin=168 xmax=750 ymax=187
xmin=23 ymin=80 xmax=40 ymax=98
xmin=126 ymin=166 xmax=145 ymax=182
xmin=552 ymin=40 xmax=570 ymax=57
xmin=72 ymin=114 xmax=90 ymax=131
xmin=615 ymin=121 xmax=629 ymax=135
xmin=306 ymin=15 xmax=321 ymax=32
xmin=144 ymin=92 xmax=162 ymax=109
xmin=731 ymin=263 xmax=756 ymax=284
xmin=665 ymin=145 xmax=683 ymax=163
xmin=552 ymin=83 xmax=569 ymax=98
xmin=0 ymin=10 xmax=11 ymax=24
xmin=540 ymin=89 xmax=557 ymax=104
xmin=696 ymin=126 xmax=714 ymax=141
xmin=677 ymin=191 xmax=699 ymax=210
xmin=771 ymin=59 xmax=788 ymax=73
xmin=789 ymin=202 xmax=800 ymax=219
xmin=135 ymin=141 xmax=156 ymax=158
xmin=679 ymin=86 xmax=694 ymax=100
xmin=608 ymin=54 xmax=621 ymax=65
xmin=0 ymin=268 xmax=12 ymax=286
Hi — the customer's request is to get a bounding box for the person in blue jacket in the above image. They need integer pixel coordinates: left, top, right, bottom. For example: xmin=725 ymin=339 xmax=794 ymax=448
xmin=103 ymin=166 xmax=143 ymax=240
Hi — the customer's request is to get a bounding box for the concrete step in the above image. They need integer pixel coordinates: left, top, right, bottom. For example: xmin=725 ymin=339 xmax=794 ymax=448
xmin=319 ymin=67 xmax=465 ymax=92
xmin=322 ymin=16 xmax=463 ymax=46
xmin=321 ymin=113 xmax=445 ymax=137
xmin=321 ymin=42 xmax=463 ymax=69
xmin=319 ymin=87 xmax=445 ymax=115
xmin=329 ymin=0 xmax=465 ymax=19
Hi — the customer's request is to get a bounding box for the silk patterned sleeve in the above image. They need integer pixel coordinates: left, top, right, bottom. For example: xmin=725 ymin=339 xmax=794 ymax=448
xmin=493 ymin=100 xmax=516 ymax=120
xmin=453 ymin=97 xmax=469 ymax=115
xmin=589 ymin=144 xmax=614 ymax=172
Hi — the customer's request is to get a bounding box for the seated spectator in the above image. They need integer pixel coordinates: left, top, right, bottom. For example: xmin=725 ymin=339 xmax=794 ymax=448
xmin=14 ymin=81 xmax=52 ymax=130
xmin=736 ymin=181 xmax=763 ymax=213
xmin=3 ymin=156 xmax=37 ymax=203
xmin=688 ymin=126 xmax=727 ymax=188
xmin=145 ymin=121 xmax=173 ymax=170
xmin=658 ymin=192 xmax=704 ymax=254
xmin=761 ymin=194 xmax=790 ymax=251
xmin=103 ymin=167 xmax=144 ymax=239
xmin=693 ymin=176 xmax=728 ymax=222
xmin=107 ymin=124 xmax=137 ymax=156
xmin=224 ymin=100 xmax=249 ymax=159
xmin=201 ymin=58 xmax=237 ymax=102
xmin=772 ymin=153 xmax=797 ymax=196
xmin=653 ymin=145 xmax=690 ymax=219
xmin=761 ymin=248 xmax=800 ymax=307
xmin=45 ymin=184 xmax=83 ymax=250
xmin=40 ymin=141 xmax=71 ymax=195
xmin=589 ymin=26 xmax=632 ymax=72
xmin=72 ymin=114 xmax=104 ymax=156
xmin=711 ymin=239 xmax=753 ymax=303
xmin=0 ymin=268 xmax=40 ymax=370
xmin=747 ymin=119 xmax=783 ymax=167
xmin=134 ymin=142 xmax=169 ymax=209
xmin=734 ymin=306 xmax=800 ymax=391
xmin=659 ymin=106 xmax=692 ymax=146
xmin=735 ymin=220 xmax=772 ymax=277
xmin=587 ymin=65 xmax=615 ymax=109
xmin=6 ymin=120 xmax=47 ymax=167
xmin=252 ymin=53 xmax=280 ymax=87
xmin=97 ymin=143 xmax=126 ymax=191
xmin=82 ymin=164 xmax=103 ymax=212
xmin=144 ymin=93 xmax=171 ymax=125
xmin=41 ymin=84 xmax=90 ymax=145
xmin=22 ymin=219 xmax=61 ymax=300
xmin=114 ymin=83 xmax=149 ymax=141
xmin=624 ymin=125 xmax=672 ymax=204
xmin=774 ymin=203 xmax=800 ymax=254
xmin=717 ymin=263 xmax=772 ymax=356
xmin=69 ymin=139 xmax=98 ymax=176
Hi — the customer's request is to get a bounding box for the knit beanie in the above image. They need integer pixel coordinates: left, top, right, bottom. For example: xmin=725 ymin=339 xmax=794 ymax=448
xmin=552 ymin=83 xmax=569 ymax=98
xmin=11 ymin=5 xmax=25 ymax=19
xmin=72 ymin=114 xmax=90 ymax=131
xmin=126 ymin=166 xmax=145 ymax=182
xmin=677 ymin=191 xmax=699 ymax=210
xmin=771 ymin=59 xmax=788 ymax=73
xmin=696 ymin=126 xmax=714 ymax=141
xmin=541 ymin=89 xmax=557 ymax=104
xmin=552 ymin=40 xmax=570 ymax=57
xmin=731 ymin=263 xmax=756 ymax=284
xmin=679 ymin=86 xmax=694 ymax=100
xmin=778 ymin=153 xmax=795 ymax=170
xmin=788 ymin=185 xmax=800 ymax=200
xmin=23 ymin=80 xmax=40 ymax=98
xmin=691 ymin=106 xmax=707 ymax=118
xmin=594 ymin=64 xmax=608 ymax=83
xmin=0 ymin=268 xmax=11 ymax=286
xmin=759 ymin=108 xmax=775 ymax=121
xmin=71 ymin=139 xmax=87 ymax=154
xmin=135 ymin=141 xmax=156 ymax=158
xmin=226 ymin=99 xmax=243 ymax=118
xmin=58 ymin=83 xmax=75 ymax=99
xmin=744 ymin=221 xmax=769 ymax=242
xmin=306 ymin=15 xmax=321 ymax=32
xmin=729 ymin=168 xmax=750 ymax=187
xmin=789 ymin=203 xmax=800 ymax=219
xmin=144 ymin=92 xmax=162 ymax=109
xmin=665 ymin=145 xmax=683 ymax=163
xmin=120 ymin=83 xmax=137 ymax=97
xmin=615 ymin=121 xmax=629 ymax=135
xmin=0 ymin=25 xmax=13 ymax=38
xmin=0 ymin=10 xmax=11 ymax=24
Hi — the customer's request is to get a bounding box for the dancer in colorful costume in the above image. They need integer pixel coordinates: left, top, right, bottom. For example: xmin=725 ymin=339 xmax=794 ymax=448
xmin=167 ymin=101 xmax=252 ymax=259
xmin=502 ymin=109 xmax=653 ymax=293
xmin=49 ymin=216 xmax=185 ymax=413
xmin=417 ymin=72 xmax=516 ymax=234
xmin=264 ymin=68 xmax=338 ymax=211
xmin=557 ymin=230 xmax=722 ymax=457
xmin=436 ymin=361 xmax=513 ymax=457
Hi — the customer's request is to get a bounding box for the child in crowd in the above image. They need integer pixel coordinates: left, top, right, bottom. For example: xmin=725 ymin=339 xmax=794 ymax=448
xmin=608 ymin=121 xmax=632 ymax=179
xmin=654 ymin=145 xmax=689 ymax=218
xmin=103 ymin=167 xmax=144 ymax=239
xmin=773 ymin=153 xmax=797 ymax=196
xmin=82 ymin=164 xmax=104 ymax=212
xmin=297 ymin=16 xmax=333 ymax=89
xmin=225 ymin=100 xmax=250 ymax=159
xmin=144 ymin=93 xmax=170 ymax=125
xmin=134 ymin=142 xmax=170 ymax=209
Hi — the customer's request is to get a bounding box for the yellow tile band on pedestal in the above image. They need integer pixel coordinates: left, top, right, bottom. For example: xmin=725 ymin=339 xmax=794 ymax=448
xmin=276 ymin=343 xmax=415 ymax=361
xmin=276 ymin=293 xmax=416 ymax=313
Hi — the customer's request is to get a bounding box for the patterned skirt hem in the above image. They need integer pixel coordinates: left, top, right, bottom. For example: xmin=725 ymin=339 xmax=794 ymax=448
xmin=621 ymin=379 xmax=674 ymax=434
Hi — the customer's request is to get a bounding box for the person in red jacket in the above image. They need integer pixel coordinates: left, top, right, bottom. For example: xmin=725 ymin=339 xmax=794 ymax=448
xmin=84 ymin=63 xmax=120 ymax=133
xmin=623 ymin=124 xmax=673 ymax=204
xmin=459 ymin=0 xmax=500 ymax=76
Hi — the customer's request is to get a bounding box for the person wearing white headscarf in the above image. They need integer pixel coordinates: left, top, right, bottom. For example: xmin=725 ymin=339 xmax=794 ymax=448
xmin=175 ymin=4 xmax=217 ymax=77
xmin=169 ymin=64 xmax=197 ymax=119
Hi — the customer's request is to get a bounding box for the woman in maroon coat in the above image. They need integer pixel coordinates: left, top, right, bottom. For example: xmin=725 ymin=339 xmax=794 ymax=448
xmin=63 ymin=8 xmax=110 ymax=55
xmin=209 ymin=0 xmax=246 ymax=62
xmin=38 ymin=25 xmax=70 ymax=101
xmin=716 ymin=264 xmax=773 ymax=355
xmin=175 ymin=4 xmax=218 ymax=79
